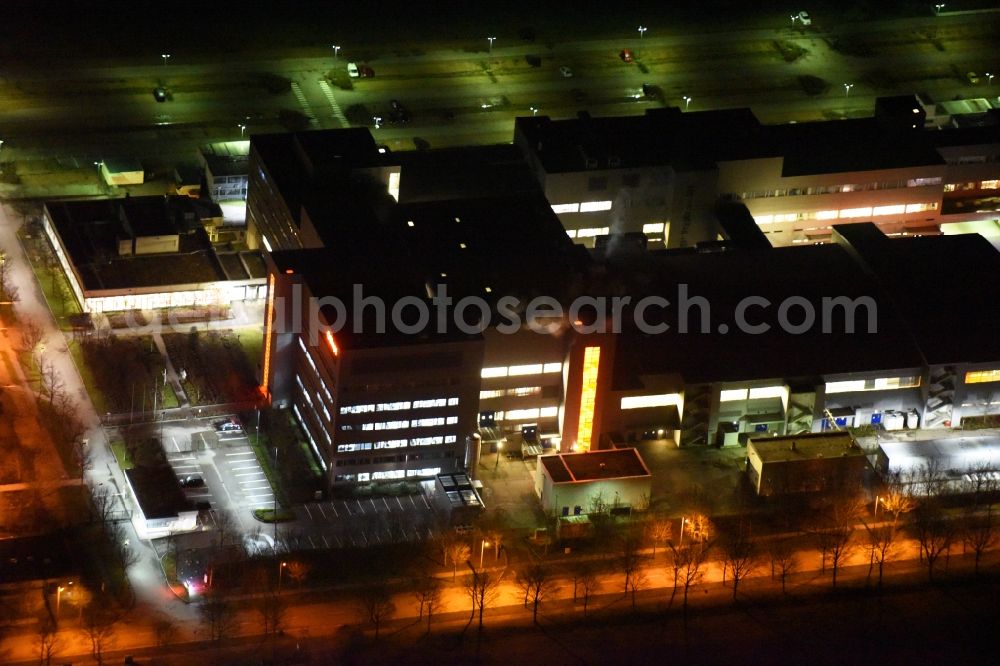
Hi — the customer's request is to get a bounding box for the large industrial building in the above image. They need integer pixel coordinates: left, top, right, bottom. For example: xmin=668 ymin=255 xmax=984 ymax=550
xmin=248 ymin=112 xmax=1000 ymax=489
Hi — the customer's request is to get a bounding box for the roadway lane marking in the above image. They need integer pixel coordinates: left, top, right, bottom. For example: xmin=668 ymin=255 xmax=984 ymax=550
xmin=290 ymin=81 xmax=318 ymax=126
xmin=317 ymin=79 xmax=349 ymax=127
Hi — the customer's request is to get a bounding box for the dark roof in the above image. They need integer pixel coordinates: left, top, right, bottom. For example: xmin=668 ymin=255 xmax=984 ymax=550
xmin=608 ymin=241 xmax=924 ymax=387
xmin=124 ymin=466 xmax=194 ymax=520
xmin=394 ymin=144 xmax=541 ymax=203
xmin=516 ymin=106 xmax=963 ymax=177
xmin=44 ymin=196 xmax=242 ymax=291
xmin=834 ymin=223 xmax=1000 ymax=364
xmin=749 ymin=432 xmax=864 ymax=463
xmin=542 ymin=448 xmax=651 ymax=483
xmin=0 ymin=532 xmax=78 ymax=584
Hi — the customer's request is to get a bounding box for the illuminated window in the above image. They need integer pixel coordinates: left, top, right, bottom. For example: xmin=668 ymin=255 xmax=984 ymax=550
xmin=337 ymin=443 xmax=372 ymax=452
xmin=643 ymin=222 xmax=665 ymax=233
xmin=409 ymin=436 xmax=443 ymax=447
xmin=754 ymin=215 xmax=774 ymax=225
xmin=981 ymin=180 xmax=1000 ymax=190
xmin=412 ymin=418 xmax=445 ymax=427
xmin=943 ymin=184 xmax=956 ymax=192
xmin=448 ymin=397 xmax=460 ymax=406
xmin=966 ymin=369 xmax=1000 ymax=384
xmin=620 ymin=393 xmax=682 ymax=410
xmin=260 ymin=274 xmax=276 ymax=393
xmin=815 ymin=210 xmax=839 ymax=220
xmin=374 ymin=439 xmax=407 ymax=449
xmin=340 ymin=403 xmax=375 ymax=415
xmin=580 ymin=200 xmax=613 ymax=212
xmin=539 ymin=406 xmax=558 ymax=417
xmin=719 ymin=388 xmax=748 ymax=402
xmin=481 ymin=367 xmax=508 ymax=378
xmin=551 ymin=203 xmax=580 ymax=214
xmin=377 ymin=401 xmax=411 ymax=412
xmin=839 ymin=207 xmax=873 ymax=218
xmin=445 ymin=435 xmax=457 ymax=443
xmin=576 ymin=226 xmax=610 ymax=237
xmin=825 ymin=376 xmax=920 ymax=393
xmin=509 ymin=386 xmax=542 ymax=397
xmin=872 ymin=205 xmax=906 ymax=216
xmin=506 ymin=408 xmax=541 ymax=420
xmin=374 ymin=420 xmax=410 ymax=430
xmin=480 ymin=389 xmax=505 ymax=399
xmin=509 ymin=364 xmax=543 ymax=376
xmin=748 ymin=386 xmax=787 ymax=400
xmin=905 ymin=202 xmax=937 ymax=213
xmin=387 ymin=171 xmax=400 ymax=202
xmin=413 ymin=398 xmax=446 ymax=408
xmin=543 ymin=362 xmax=563 ymax=373
xmin=576 ymin=346 xmax=601 ymax=452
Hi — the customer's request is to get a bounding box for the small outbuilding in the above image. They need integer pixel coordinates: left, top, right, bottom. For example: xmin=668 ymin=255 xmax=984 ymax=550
xmin=746 ymin=432 xmax=871 ymax=496
xmin=123 ymin=465 xmax=197 ymax=539
xmin=535 ymin=447 xmax=652 ymax=517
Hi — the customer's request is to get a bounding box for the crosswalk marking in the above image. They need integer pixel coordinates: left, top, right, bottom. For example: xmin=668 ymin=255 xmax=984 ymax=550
xmin=290 ymin=81 xmax=318 ymax=125
xmin=317 ymin=79 xmax=349 ymax=126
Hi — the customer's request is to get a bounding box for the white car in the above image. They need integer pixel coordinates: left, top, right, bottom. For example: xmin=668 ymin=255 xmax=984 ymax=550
xmin=347 ymin=62 xmax=359 ymax=78
xmin=798 ymin=11 xmax=812 ymax=25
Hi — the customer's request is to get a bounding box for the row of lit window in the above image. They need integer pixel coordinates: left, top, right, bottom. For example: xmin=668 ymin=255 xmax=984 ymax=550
xmin=966 ymin=369 xmax=1000 ymax=384
xmin=727 ymin=177 xmax=942 ymax=201
xmin=480 ymin=386 xmax=542 ymax=399
xmin=365 ymin=468 xmax=442 ymax=481
xmin=340 ymin=397 xmax=459 ymax=415
xmin=620 ymin=393 xmax=682 ymax=410
xmin=354 ymin=416 xmax=459 ymax=431
xmin=493 ymin=407 xmax=559 ymax=421
xmin=754 ymin=202 xmax=938 ymax=225
xmin=297 ymin=375 xmax=332 ymax=424
xmin=292 ymin=404 xmax=329 ymax=472
xmin=551 ymin=201 xmax=614 ymax=214
xmin=719 ymin=386 xmax=788 ymax=402
xmin=566 ymin=227 xmax=610 ymax=239
xmin=825 ymin=376 xmax=921 ymax=394
xmin=337 ymin=434 xmax=458 ymax=453
xmin=297 ymin=338 xmax=334 ymax=404
xmin=481 ymin=363 xmax=562 ymax=378
xmin=943 ymin=180 xmax=999 ymax=192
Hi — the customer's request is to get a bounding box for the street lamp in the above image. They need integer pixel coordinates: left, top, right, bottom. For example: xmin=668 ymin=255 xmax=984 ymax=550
xmin=844 ymin=83 xmax=854 ymax=97
xmin=332 ymin=44 xmax=341 ymax=60
xmin=278 ymin=561 xmax=287 ymax=590
xmin=494 ymin=440 xmax=504 ymax=470
xmin=874 ymin=495 xmax=882 ymax=520
xmin=678 ymin=516 xmax=688 ymax=545
xmin=161 ymin=53 xmax=171 ymax=68
xmin=934 ymin=3 xmax=945 ymax=14
xmin=238 ymin=123 xmax=246 ymax=138
xmin=987 ymin=73 xmax=995 ymax=87
xmin=487 ymin=36 xmax=496 ymax=54
xmin=638 ymin=25 xmax=647 ymax=39
xmin=682 ymin=95 xmax=691 ymax=110
xmin=479 ymin=539 xmax=490 ymax=569
xmin=790 ymin=14 xmax=799 ymax=24
xmin=56 ymin=585 xmax=65 ymax=618
xmin=530 ymin=106 xmax=539 ymax=116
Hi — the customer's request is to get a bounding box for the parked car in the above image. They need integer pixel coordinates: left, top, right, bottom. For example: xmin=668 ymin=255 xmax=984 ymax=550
xmin=180 ymin=476 xmax=205 ymax=488
xmin=798 ymin=11 xmax=812 ymax=25
xmin=619 ymin=48 xmax=634 ymax=63
xmin=347 ymin=63 xmax=374 ymax=78
xmin=559 ymin=66 xmax=573 ymax=78
xmin=967 ymin=71 xmax=980 ymax=84
xmin=215 ymin=418 xmax=241 ymax=432
xmin=153 ymin=87 xmax=167 ymax=102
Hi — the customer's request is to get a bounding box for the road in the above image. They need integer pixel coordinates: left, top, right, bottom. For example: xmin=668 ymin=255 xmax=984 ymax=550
xmin=0 ymin=12 xmax=997 ymax=169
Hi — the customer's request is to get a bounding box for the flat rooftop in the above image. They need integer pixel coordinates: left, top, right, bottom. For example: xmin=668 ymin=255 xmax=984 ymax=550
xmin=749 ymin=432 xmax=865 ymax=464
xmin=541 ymin=448 xmax=651 ymax=484
xmin=0 ymin=532 xmax=78 ymax=584
xmin=124 ymin=465 xmax=194 ymax=520
xmin=45 ymin=196 xmax=263 ymax=292
xmin=879 ymin=434 xmax=1000 ymax=476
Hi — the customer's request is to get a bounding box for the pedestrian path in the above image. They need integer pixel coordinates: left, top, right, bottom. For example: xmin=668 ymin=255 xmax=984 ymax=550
xmin=317 ymin=79 xmax=349 ymax=127
xmin=289 ymin=81 xmax=318 ymax=126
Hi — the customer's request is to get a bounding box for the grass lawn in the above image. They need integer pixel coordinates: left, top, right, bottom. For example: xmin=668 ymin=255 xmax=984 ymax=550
xmin=109 ymin=437 xmax=133 ymax=470
xmin=68 ymin=340 xmax=109 ymax=415
xmin=18 ymin=231 xmax=82 ymax=330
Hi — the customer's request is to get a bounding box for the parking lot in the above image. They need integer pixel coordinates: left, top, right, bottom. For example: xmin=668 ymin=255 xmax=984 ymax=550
xmin=290 ymin=488 xmax=441 ymax=549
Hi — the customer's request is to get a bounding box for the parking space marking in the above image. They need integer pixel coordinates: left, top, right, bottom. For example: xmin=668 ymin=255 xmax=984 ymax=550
xmin=235 ymin=471 xmax=265 ymax=477
xmin=316 ymin=503 xmax=327 ymax=520
xmin=357 ymin=499 xmax=364 ymax=514
xmin=420 ymin=494 xmax=430 ymax=509
xmin=370 ymin=498 xmax=377 ymax=512
xmin=308 ymin=535 xmax=317 ymax=548
xmin=396 ymin=496 xmax=404 ymax=511
xmin=335 ymin=535 xmax=343 ymax=548
xmin=382 ymin=497 xmax=390 ymax=512
xmin=328 ymin=502 xmax=339 ymax=518
xmin=226 ymin=451 xmax=255 ymax=457
xmin=303 ymin=505 xmax=313 ymax=520
xmin=321 ymin=534 xmax=330 ymax=547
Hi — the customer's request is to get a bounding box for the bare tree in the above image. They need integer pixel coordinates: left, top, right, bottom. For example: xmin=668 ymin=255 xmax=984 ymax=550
xmin=255 ymin=590 xmax=287 ymax=639
xmin=720 ymin=529 xmax=757 ymax=601
xmin=36 ymin=618 xmax=60 ymax=666
xmin=879 ymin=472 xmax=918 ymax=526
xmin=0 ymin=249 xmax=19 ymax=306
xmin=38 ymin=355 xmax=63 ymax=401
xmin=477 ymin=508 xmax=508 ymax=560
xmin=18 ymin=318 xmax=43 ymax=354
xmin=515 ymin=564 xmax=559 ymax=623
xmin=153 ymin=616 xmax=178 ymax=648
xmin=443 ymin=537 xmax=471 ymax=581
xmin=82 ymin=601 xmax=115 ymax=665
xmin=962 ymin=462 xmax=999 ymax=508
xmin=911 ymin=502 xmax=954 ymax=582
xmin=962 ymin=506 xmax=996 ymax=576
xmin=864 ymin=523 xmax=896 ymax=588
xmin=628 ymin=566 xmax=647 ymax=611
xmin=90 ymin=485 xmax=117 ymax=526
xmin=767 ymin=538 xmax=797 ymax=594
xmin=464 ymin=569 xmax=501 ymax=636
xmin=813 ymin=493 xmax=864 ymax=587
xmin=668 ymin=544 xmax=704 ymax=611
xmin=573 ymin=563 xmax=601 ymax=616
xmin=213 ymin=509 xmax=242 ymax=550
xmin=113 ymin=525 xmax=140 ymax=572
xmin=618 ymin=531 xmax=643 ymax=596
xmin=199 ymin=591 xmax=236 ymax=642
xmin=644 ymin=513 xmax=673 ymax=557
xmin=914 ymin=460 xmax=947 ymax=498
xmin=412 ymin=576 xmax=442 ymax=633
xmin=358 ymin=582 xmax=395 ymax=641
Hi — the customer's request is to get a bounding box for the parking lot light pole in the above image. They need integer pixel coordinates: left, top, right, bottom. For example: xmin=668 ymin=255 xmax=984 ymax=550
xmin=161 ymin=53 xmax=170 ymax=68
xmin=332 ymin=44 xmax=340 ymax=60
xmin=638 ymin=26 xmax=647 ymax=39
xmin=844 ymin=83 xmax=854 ymax=97
xmin=480 ymin=540 xmax=489 ymax=569
xmin=487 ymin=36 xmax=496 ymax=54
xmin=278 ymin=561 xmax=287 ymax=590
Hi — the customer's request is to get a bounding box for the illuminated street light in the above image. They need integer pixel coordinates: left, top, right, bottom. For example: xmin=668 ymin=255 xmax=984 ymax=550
xmin=373 ymin=115 xmax=382 ymax=129
xmin=682 ymin=95 xmax=691 ymax=110
xmin=331 ymin=44 xmax=341 ymax=60
xmin=934 ymin=3 xmax=945 ymax=13
xmin=278 ymin=560 xmax=288 ymax=590
xmin=530 ymin=106 xmax=539 ymax=116
xmin=638 ymin=25 xmax=647 ymax=39
xmin=480 ymin=539 xmax=490 ymax=569
xmin=874 ymin=494 xmax=883 ymax=520
xmin=790 ymin=14 xmax=799 ymax=24
xmin=678 ymin=516 xmax=688 ymax=545
xmin=844 ymin=83 xmax=854 ymax=97
xmin=487 ymin=36 xmax=496 ymax=53
xmin=56 ymin=585 xmax=65 ymax=618
xmin=238 ymin=123 xmax=246 ymax=137
xmin=161 ymin=53 xmax=171 ymax=68
xmin=987 ymin=73 xmax=994 ymax=87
